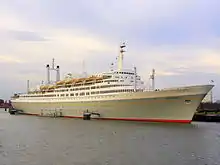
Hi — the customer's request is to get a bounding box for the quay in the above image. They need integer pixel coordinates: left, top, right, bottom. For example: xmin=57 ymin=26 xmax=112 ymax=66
xmin=193 ymin=102 xmax=220 ymax=122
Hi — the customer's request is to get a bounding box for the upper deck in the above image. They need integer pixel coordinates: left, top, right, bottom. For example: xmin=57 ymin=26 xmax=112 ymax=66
xmin=11 ymin=43 xmax=152 ymax=100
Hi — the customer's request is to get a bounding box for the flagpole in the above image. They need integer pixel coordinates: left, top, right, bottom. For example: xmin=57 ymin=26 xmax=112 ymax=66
xmin=210 ymin=80 xmax=214 ymax=103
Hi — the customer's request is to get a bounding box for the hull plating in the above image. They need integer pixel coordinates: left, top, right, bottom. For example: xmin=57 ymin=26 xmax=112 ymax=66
xmin=11 ymin=85 xmax=213 ymax=123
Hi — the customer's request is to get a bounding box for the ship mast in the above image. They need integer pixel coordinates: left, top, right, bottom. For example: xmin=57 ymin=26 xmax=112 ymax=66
xmin=27 ymin=80 xmax=30 ymax=93
xmin=150 ymin=69 xmax=155 ymax=91
xmin=134 ymin=66 xmax=137 ymax=92
xmin=82 ymin=60 xmax=87 ymax=77
xmin=210 ymin=80 xmax=214 ymax=103
xmin=118 ymin=42 xmax=126 ymax=71
xmin=52 ymin=58 xmax=55 ymax=70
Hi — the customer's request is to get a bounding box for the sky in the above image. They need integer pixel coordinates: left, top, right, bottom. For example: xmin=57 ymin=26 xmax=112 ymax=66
xmin=0 ymin=0 xmax=220 ymax=100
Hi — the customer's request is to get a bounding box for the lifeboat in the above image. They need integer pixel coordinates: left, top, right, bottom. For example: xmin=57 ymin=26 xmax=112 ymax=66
xmin=56 ymin=80 xmax=66 ymax=85
xmin=48 ymin=85 xmax=55 ymax=90
xmin=75 ymin=78 xmax=86 ymax=83
xmin=40 ymin=86 xmax=44 ymax=90
xmin=85 ymin=76 xmax=97 ymax=82
xmin=65 ymin=79 xmax=72 ymax=84
xmin=95 ymin=76 xmax=103 ymax=81
xmin=65 ymin=78 xmax=77 ymax=84
xmin=70 ymin=79 xmax=78 ymax=84
xmin=40 ymin=85 xmax=49 ymax=90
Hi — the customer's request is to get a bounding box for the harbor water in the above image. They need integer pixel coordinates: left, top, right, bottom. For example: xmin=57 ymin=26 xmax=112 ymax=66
xmin=0 ymin=109 xmax=220 ymax=165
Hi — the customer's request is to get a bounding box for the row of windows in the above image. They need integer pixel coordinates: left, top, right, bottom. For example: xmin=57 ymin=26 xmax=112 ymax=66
xmin=27 ymin=82 xmax=143 ymax=96
xmin=103 ymin=75 xmax=112 ymax=79
xmin=27 ymin=83 xmax=144 ymax=96
xmin=54 ymin=84 xmax=131 ymax=92
xmin=115 ymin=72 xmax=135 ymax=75
xmin=21 ymin=89 xmax=135 ymax=98
xmin=104 ymin=80 xmax=118 ymax=82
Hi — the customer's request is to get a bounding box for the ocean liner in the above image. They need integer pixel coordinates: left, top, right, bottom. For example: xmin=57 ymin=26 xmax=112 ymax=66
xmin=10 ymin=43 xmax=214 ymax=123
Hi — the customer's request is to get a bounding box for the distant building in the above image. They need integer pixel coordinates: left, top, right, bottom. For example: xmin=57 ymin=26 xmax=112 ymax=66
xmin=0 ymin=99 xmax=4 ymax=104
xmin=202 ymin=90 xmax=212 ymax=103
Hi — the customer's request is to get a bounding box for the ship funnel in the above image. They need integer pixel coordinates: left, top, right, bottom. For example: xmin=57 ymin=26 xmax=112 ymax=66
xmin=56 ymin=65 xmax=60 ymax=81
xmin=46 ymin=64 xmax=50 ymax=84
xmin=46 ymin=59 xmax=61 ymax=84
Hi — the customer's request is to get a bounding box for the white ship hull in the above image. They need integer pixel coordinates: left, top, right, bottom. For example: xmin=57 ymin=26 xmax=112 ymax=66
xmin=11 ymin=85 xmax=213 ymax=123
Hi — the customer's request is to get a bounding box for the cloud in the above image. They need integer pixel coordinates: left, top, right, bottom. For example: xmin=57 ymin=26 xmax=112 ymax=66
xmin=0 ymin=55 xmax=25 ymax=63
xmin=0 ymin=28 xmax=115 ymax=66
xmin=6 ymin=30 xmax=48 ymax=41
xmin=155 ymin=71 xmax=181 ymax=76
xmin=0 ymin=0 xmax=220 ymax=100
xmin=0 ymin=5 xmax=30 ymax=30
xmin=199 ymin=53 xmax=220 ymax=68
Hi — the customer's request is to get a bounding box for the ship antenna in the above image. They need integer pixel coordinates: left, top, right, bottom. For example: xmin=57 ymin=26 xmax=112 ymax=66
xmin=82 ymin=60 xmax=87 ymax=77
xmin=52 ymin=58 xmax=55 ymax=69
xmin=110 ymin=62 xmax=114 ymax=72
xmin=210 ymin=80 xmax=214 ymax=103
xmin=118 ymin=42 xmax=126 ymax=71
xmin=27 ymin=80 xmax=30 ymax=93
xmin=134 ymin=66 xmax=137 ymax=92
xmin=150 ymin=69 xmax=155 ymax=91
